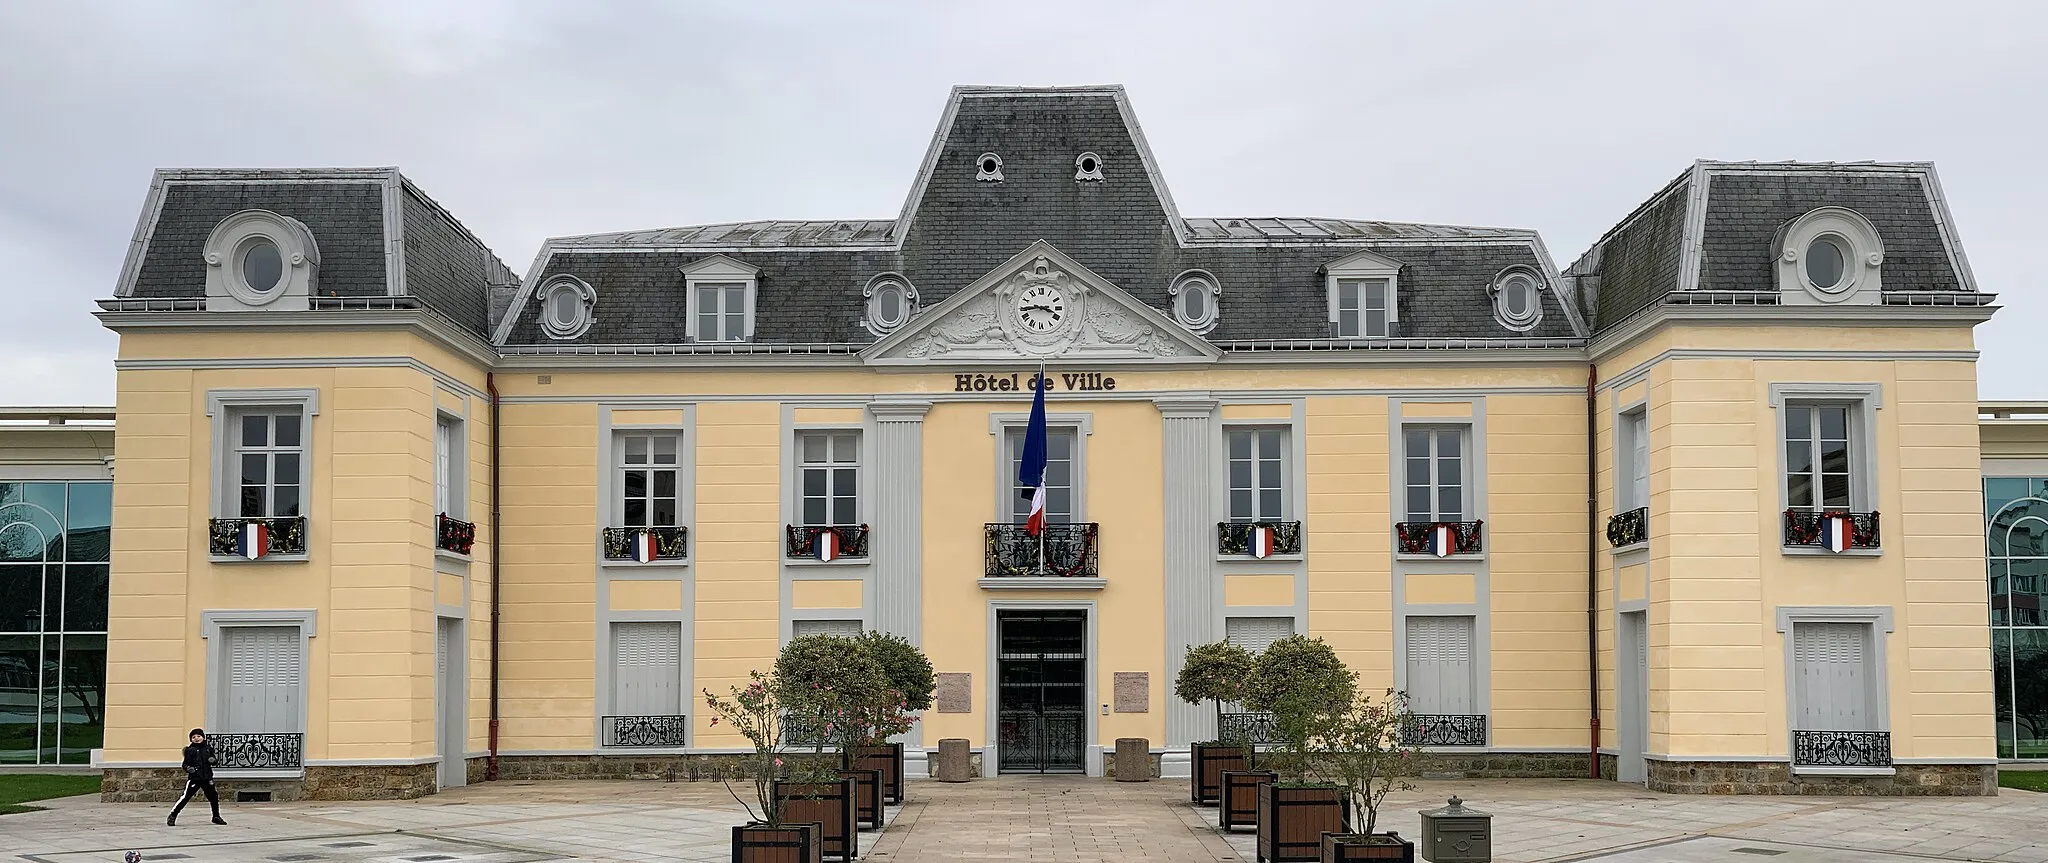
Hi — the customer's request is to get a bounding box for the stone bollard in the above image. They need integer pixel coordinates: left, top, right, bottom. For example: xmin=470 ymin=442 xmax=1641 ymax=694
xmin=1114 ymin=738 xmax=1150 ymax=782
xmin=935 ymin=738 xmax=973 ymax=782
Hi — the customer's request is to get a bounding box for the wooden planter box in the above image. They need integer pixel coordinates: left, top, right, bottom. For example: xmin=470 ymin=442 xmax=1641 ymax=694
xmin=1219 ymin=769 xmax=1276 ymax=832
xmin=771 ymin=779 xmax=857 ymax=861
xmin=1191 ymin=742 xmax=1250 ymax=805
xmin=731 ymin=822 xmax=823 ymax=863
xmin=846 ymin=743 xmax=905 ymax=804
xmin=1320 ymin=832 xmax=1415 ymax=862
xmin=1256 ymin=783 xmax=1350 ymax=863
xmin=838 ymin=767 xmax=885 ymax=831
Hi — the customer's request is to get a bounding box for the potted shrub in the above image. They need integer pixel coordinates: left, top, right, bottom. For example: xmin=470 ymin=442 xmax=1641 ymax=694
xmin=774 ymin=634 xmax=889 ymax=851
xmin=702 ymin=670 xmax=824 ymax=863
xmin=844 ymin=630 xmax=934 ymax=805
xmin=1219 ymin=768 xmax=1277 ymax=832
xmin=1246 ymin=635 xmax=1355 ymax=863
xmin=1316 ymin=689 xmax=1420 ymax=862
xmin=1175 ymin=639 xmax=1256 ymax=804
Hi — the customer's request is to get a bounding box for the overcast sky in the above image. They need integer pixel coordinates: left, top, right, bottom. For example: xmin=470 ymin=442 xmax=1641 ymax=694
xmin=1 ymin=0 xmax=2040 ymax=404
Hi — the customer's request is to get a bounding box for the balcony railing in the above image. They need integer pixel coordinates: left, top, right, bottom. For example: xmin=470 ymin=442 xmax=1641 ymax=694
xmin=602 ymin=526 xmax=689 ymax=562
xmin=1400 ymin=714 xmax=1487 ymax=747
xmin=781 ymin=711 xmax=829 ymax=748
xmin=1218 ymin=711 xmax=1276 ymax=746
xmin=785 ymin=524 xmax=870 ymax=560
xmin=208 ymin=732 xmax=304 ymax=770
xmin=1394 ymin=520 xmax=1484 ymax=557
xmin=207 ymin=516 xmax=308 ymax=558
xmin=1792 ymin=730 xmax=1892 ymax=767
xmin=436 ymin=513 xmax=476 ymax=556
xmin=1606 ymin=506 xmax=1649 ymax=547
xmin=602 ymin=715 xmax=689 ymax=747
xmin=1217 ymin=521 xmax=1303 ymax=557
xmin=984 ymin=523 xmax=1099 ymax=578
xmin=1782 ymin=509 xmax=1881 ymax=551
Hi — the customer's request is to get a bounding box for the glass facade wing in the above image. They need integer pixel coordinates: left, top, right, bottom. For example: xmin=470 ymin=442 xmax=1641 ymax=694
xmin=0 ymin=481 xmax=110 ymax=765
xmin=1989 ymin=476 xmax=2048 ymax=759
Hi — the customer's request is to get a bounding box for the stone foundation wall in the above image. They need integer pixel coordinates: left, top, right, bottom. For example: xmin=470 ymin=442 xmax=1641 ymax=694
xmin=1410 ymin=751 xmax=1595 ymax=779
xmin=1647 ymin=761 xmax=1997 ymax=796
xmin=102 ymin=763 xmax=438 ymax=802
xmin=491 ymin=753 xmax=838 ymax=782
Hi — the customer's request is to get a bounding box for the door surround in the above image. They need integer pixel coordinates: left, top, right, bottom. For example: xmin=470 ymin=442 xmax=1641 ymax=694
xmin=984 ymin=600 xmax=1099 ymax=777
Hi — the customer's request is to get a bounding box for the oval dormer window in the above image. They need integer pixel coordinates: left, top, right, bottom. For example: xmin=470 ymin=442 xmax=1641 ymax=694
xmin=241 ymin=239 xmax=284 ymax=294
xmin=976 ymin=152 xmax=1004 ymax=182
xmin=1805 ymin=235 xmax=1848 ymax=291
xmin=536 ymin=275 xmax=596 ymax=340
xmin=1167 ymin=269 xmax=1220 ymax=333
xmin=1490 ymin=269 xmax=1543 ymax=332
xmin=864 ymin=273 xmax=919 ymax=336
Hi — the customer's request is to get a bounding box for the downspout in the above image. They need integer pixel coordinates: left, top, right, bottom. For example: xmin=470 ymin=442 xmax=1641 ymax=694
xmin=486 ymin=372 xmax=503 ymax=781
xmin=1586 ymin=364 xmax=1602 ymax=779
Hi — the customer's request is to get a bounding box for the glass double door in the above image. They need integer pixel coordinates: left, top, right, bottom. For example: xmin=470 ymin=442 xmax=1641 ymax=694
xmin=996 ymin=610 xmax=1087 ymax=773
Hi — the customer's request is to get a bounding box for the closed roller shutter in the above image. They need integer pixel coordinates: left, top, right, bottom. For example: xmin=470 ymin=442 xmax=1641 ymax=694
xmin=225 ymin=626 xmax=300 ymax=733
xmin=792 ymin=619 xmax=863 ymax=639
xmin=613 ymin=622 xmax=682 ymax=716
xmin=1405 ymin=616 xmax=1475 ymax=716
xmin=1224 ymin=617 xmax=1294 ymax=654
xmin=1793 ymin=622 xmax=1873 ymax=731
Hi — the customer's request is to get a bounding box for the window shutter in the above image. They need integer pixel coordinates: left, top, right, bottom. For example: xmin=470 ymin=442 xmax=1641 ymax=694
xmin=612 ymin=622 xmax=682 ymax=716
xmin=1405 ymin=616 xmax=1475 ymax=715
xmin=225 ymin=626 xmax=299 ymax=733
xmin=435 ymin=420 xmax=453 ymax=515
xmin=1627 ymin=413 xmax=1649 ymax=510
xmin=1792 ymin=622 xmax=1873 ymax=732
xmin=1224 ymin=617 xmax=1294 ymax=654
xmin=792 ymin=619 xmax=863 ymax=639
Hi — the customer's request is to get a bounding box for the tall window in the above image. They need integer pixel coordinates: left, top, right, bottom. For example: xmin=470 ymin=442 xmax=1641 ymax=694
xmin=1620 ymin=410 xmax=1648 ymax=511
xmin=797 ymin=430 xmax=859 ymax=526
xmin=1403 ymin=427 xmax=1465 ymax=522
xmin=434 ymin=415 xmax=458 ymax=516
xmin=1405 ymin=616 xmax=1477 ymax=717
xmin=618 ymin=432 xmax=681 ymax=527
xmin=695 ymin=282 xmax=747 ymax=342
xmin=1334 ymin=279 xmax=1392 ymax=338
xmin=1790 ymin=621 xmax=1877 ymax=732
xmin=1785 ymin=402 xmax=1853 ymax=512
xmin=1987 ymin=476 xmax=2048 ymax=759
xmin=235 ymin=411 xmax=303 ymax=518
xmin=1226 ymin=427 xmax=1287 ymax=521
xmin=0 ymin=480 xmax=110 ymax=765
xmin=612 ymin=621 xmax=682 ymax=717
xmin=1008 ymin=428 xmax=1075 ymax=524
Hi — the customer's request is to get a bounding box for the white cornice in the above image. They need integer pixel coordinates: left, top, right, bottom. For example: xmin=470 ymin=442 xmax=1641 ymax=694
xmin=95 ymin=307 xmax=499 ymax=369
xmin=1587 ymin=301 xmax=1997 ymax=364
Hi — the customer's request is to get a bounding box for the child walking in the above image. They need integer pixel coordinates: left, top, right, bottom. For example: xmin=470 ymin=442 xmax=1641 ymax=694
xmin=168 ymin=728 xmax=226 ymax=826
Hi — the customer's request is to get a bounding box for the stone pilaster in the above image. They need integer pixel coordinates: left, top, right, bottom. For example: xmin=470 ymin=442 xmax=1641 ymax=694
xmin=1156 ymin=396 xmax=1218 ymax=747
xmin=869 ymin=400 xmax=931 ymax=745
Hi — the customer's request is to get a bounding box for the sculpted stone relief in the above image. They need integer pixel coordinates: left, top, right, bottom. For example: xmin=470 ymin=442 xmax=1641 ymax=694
xmin=898 ymin=256 xmax=1194 ymax=361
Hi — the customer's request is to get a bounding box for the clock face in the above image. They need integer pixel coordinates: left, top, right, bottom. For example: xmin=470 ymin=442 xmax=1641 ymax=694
xmin=1015 ymin=283 xmax=1067 ymax=334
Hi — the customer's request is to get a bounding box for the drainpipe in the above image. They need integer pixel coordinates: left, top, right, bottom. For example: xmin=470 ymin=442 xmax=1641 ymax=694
xmin=486 ymin=372 xmax=503 ymax=781
xmin=1586 ymin=364 xmax=1602 ymax=779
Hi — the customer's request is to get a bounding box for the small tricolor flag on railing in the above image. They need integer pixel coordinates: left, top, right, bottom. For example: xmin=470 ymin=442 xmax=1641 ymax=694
xmin=1822 ymin=514 xmax=1854 ymax=553
xmin=1248 ymin=525 xmax=1276 ymax=559
xmin=1428 ymin=523 xmax=1456 ymax=558
xmin=235 ymin=521 xmax=270 ymax=560
xmin=813 ymin=530 xmax=840 ymax=562
xmin=631 ymin=530 xmax=660 ymax=563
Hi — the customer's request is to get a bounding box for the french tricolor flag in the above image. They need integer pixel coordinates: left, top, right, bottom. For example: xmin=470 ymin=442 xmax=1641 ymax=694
xmin=1822 ymin=514 xmax=1854 ymax=553
xmin=631 ymin=530 xmax=660 ymax=563
xmin=1248 ymin=525 xmax=1276 ymax=559
xmin=235 ymin=521 xmax=270 ymax=560
xmin=813 ymin=530 xmax=840 ymax=562
xmin=1017 ymin=365 xmax=1049 ymax=537
xmin=1428 ymin=523 xmax=1456 ymax=558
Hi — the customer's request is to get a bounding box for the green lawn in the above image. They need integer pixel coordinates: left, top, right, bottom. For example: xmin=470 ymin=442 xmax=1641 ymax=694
xmin=1999 ymin=770 xmax=2048 ymax=793
xmin=0 ymin=774 xmax=103 ymax=815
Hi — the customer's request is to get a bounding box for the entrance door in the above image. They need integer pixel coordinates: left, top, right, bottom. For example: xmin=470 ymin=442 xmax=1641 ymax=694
xmin=1617 ymin=611 xmax=1648 ymax=783
xmin=996 ymin=610 xmax=1087 ymax=773
xmin=436 ymin=618 xmax=465 ymax=789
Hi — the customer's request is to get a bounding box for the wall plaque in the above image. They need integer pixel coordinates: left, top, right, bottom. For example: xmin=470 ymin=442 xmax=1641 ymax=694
xmin=936 ymin=672 xmax=972 ymax=714
xmin=1113 ymin=672 xmax=1149 ymax=713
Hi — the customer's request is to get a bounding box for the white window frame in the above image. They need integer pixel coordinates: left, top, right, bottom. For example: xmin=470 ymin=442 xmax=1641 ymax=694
xmin=1770 ymin=383 xmax=1882 ymax=556
xmin=1775 ymin=207 xmax=1885 ymax=305
xmin=1224 ymin=425 xmax=1289 ymax=522
xmin=681 ymin=254 xmax=760 ymax=343
xmin=614 ymin=430 xmax=684 ymax=531
xmin=794 ymin=429 xmax=862 ymax=528
xmin=206 ymin=389 xmax=318 ymax=562
xmin=1323 ymin=248 xmax=1402 ymax=339
xmin=1774 ymin=605 xmax=1894 ymax=776
xmin=434 ymin=411 xmax=468 ymax=521
xmin=536 ymin=275 xmax=597 ymax=340
xmin=1168 ymin=269 xmax=1221 ymax=334
xmin=862 ymin=273 xmax=918 ymax=336
xmin=1617 ymin=405 xmax=1649 ymax=514
xmin=989 ymin=412 xmax=1092 ymax=524
xmin=1402 ymin=425 xmax=1470 ymax=524
xmin=1489 ymin=267 xmax=1544 ymax=332
xmin=200 ymin=609 xmax=315 ymax=778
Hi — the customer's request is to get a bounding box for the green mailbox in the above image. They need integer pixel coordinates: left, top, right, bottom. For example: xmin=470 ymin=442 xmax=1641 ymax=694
xmin=1419 ymin=795 xmax=1491 ymax=862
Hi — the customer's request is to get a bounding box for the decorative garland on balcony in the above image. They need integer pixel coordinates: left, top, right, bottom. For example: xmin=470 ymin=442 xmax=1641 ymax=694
xmin=436 ymin=514 xmax=477 ymax=555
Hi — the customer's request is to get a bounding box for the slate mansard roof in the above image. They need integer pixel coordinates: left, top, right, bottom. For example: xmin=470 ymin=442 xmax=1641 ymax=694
xmin=494 ymin=86 xmax=1585 ymax=347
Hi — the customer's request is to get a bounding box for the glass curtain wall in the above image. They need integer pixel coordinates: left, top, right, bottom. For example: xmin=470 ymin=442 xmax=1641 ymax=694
xmin=1988 ymin=476 xmax=2048 ymax=760
xmin=0 ymin=481 xmax=110 ymax=765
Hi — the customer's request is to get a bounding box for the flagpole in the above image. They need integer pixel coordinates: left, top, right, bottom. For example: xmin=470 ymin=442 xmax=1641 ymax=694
xmin=1036 ymin=359 xmax=1048 ymax=578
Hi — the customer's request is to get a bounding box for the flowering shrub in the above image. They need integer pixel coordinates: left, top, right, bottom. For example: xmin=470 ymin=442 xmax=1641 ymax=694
xmin=702 ymin=670 xmax=796 ymax=825
xmin=1314 ymin=688 xmax=1421 ymax=838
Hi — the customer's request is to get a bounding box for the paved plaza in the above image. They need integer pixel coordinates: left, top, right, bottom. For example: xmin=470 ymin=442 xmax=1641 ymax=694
xmin=3 ymin=777 xmax=2047 ymax=863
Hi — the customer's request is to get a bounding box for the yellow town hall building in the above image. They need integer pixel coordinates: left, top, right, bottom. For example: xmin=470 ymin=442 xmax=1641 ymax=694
xmin=91 ymin=86 xmax=2001 ymax=799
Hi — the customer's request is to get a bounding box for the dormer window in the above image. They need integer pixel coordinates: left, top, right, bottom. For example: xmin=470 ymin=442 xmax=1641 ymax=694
xmin=1074 ymin=152 xmax=1104 ymax=181
xmin=1167 ymin=269 xmax=1219 ymax=333
xmin=202 ymin=209 xmax=320 ymax=312
xmin=1489 ymin=268 xmax=1544 ymax=332
xmin=536 ymin=275 xmax=596 ymax=340
xmin=864 ymin=273 xmax=918 ymax=336
xmin=1323 ymin=249 xmax=1402 ymax=338
xmin=681 ymin=254 xmax=760 ymax=343
xmin=976 ymin=153 xmax=1004 ymax=182
xmin=1774 ymin=207 xmax=1884 ymax=306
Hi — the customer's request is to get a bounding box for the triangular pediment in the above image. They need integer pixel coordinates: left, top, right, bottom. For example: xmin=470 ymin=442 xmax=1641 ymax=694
xmin=863 ymin=241 xmax=1222 ymax=366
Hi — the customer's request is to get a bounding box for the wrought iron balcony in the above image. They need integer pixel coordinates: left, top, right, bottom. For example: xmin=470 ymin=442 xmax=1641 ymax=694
xmin=1218 ymin=711 xmax=1275 ymax=746
xmin=208 ymin=732 xmax=304 ymax=770
xmin=984 ymin=523 xmax=1100 ymax=578
xmin=780 ymin=711 xmax=829 ymax=748
xmin=785 ymin=524 xmax=870 ymax=560
xmin=1606 ymin=506 xmax=1649 ymax=547
xmin=602 ymin=526 xmax=689 ymax=562
xmin=1394 ymin=520 xmax=1483 ymax=557
xmin=206 ymin=516 xmax=308 ymax=558
xmin=1399 ymin=714 xmax=1487 ymax=747
xmin=602 ymin=715 xmax=689 ymax=747
xmin=1782 ymin=509 xmax=1881 ymax=551
xmin=1792 ymin=729 xmax=1892 ymax=767
xmin=436 ymin=513 xmax=476 ymax=556
xmin=1216 ymin=521 xmax=1302 ymax=557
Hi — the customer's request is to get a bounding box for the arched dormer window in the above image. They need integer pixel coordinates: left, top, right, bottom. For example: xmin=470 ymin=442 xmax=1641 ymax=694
xmin=1774 ymin=207 xmax=1885 ymax=305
